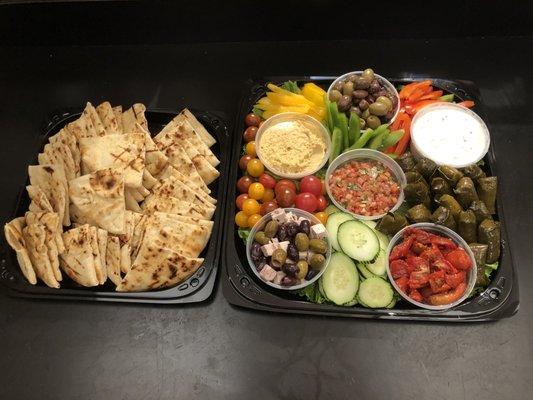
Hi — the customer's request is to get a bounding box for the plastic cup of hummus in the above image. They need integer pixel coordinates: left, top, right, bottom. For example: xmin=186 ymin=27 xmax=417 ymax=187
xmin=255 ymin=112 xmax=331 ymax=179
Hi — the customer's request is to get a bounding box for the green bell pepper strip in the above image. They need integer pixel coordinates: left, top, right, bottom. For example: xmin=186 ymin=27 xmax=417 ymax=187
xmin=381 ymin=129 xmax=405 ymax=148
xmin=338 ymin=112 xmax=349 ymax=150
xmin=439 ymin=93 xmax=454 ymax=102
xmin=330 ymin=127 xmax=343 ymax=163
xmin=370 ymin=123 xmax=390 ymax=139
xmin=368 ymin=129 xmax=389 ymax=149
xmin=348 ymin=112 xmax=361 ymax=146
xmin=325 ymin=95 xmax=334 ymax=133
xmin=348 ymin=128 xmax=374 ymax=149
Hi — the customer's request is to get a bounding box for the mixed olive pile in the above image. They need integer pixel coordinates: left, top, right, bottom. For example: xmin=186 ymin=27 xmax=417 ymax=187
xmin=329 ymin=68 xmax=398 ymax=129
xmin=250 ymin=217 xmax=328 ymax=287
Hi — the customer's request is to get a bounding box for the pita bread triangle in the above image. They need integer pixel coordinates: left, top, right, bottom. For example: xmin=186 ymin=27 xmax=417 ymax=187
xmin=4 ymin=217 xmax=37 ymax=285
xmin=60 ymin=224 xmax=99 ymax=287
xmin=180 ymin=108 xmax=216 ymax=147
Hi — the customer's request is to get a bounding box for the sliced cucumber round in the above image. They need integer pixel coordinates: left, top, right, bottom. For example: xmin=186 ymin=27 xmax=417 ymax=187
xmin=325 ymin=204 xmax=341 ymax=215
xmin=365 ymin=249 xmax=387 ymax=277
xmin=357 ymin=276 xmax=394 ymax=308
xmin=337 ymin=220 xmax=380 ymax=262
xmin=361 ymin=220 xmax=377 ymax=230
xmin=343 ymin=298 xmax=358 ymax=307
xmin=374 ymin=230 xmax=390 ymax=251
xmin=326 ymin=212 xmax=354 ymax=252
xmin=320 ymin=252 xmax=359 ymax=306
xmin=357 ymin=263 xmax=376 ymax=280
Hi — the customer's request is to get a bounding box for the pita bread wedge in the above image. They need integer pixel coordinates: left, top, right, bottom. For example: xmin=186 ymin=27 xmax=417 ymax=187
xmin=124 ymin=189 xmax=142 ymax=213
xmin=147 ymin=174 xmax=215 ymax=211
xmin=38 ymin=141 xmax=76 ymax=181
xmin=144 ymin=132 xmax=170 ymax=177
xmin=60 ymin=225 xmax=99 ymax=287
xmin=123 ymin=103 xmax=148 ymax=133
xmin=28 ymin=164 xmax=69 ymax=226
xmin=26 ymin=185 xmax=54 ymax=213
xmin=180 ymin=139 xmax=220 ymax=185
xmin=158 ymin=166 xmax=215 ymax=204
xmin=89 ymin=226 xmax=106 ymax=284
xmin=142 ymin=169 xmax=159 ymax=190
xmin=141 ymin=195 xmax=214 ymax=220
xmin=113 ymin=106 xmax=123 ymax=134
xmin=68 ymin=168 xmax=125 ymax=234
xmin=23 ymin=223 xmax=59 ymax=288
xmin=96 ymin=101 xmax=121 ymax=135
xmin=49 ymin=128 xmax=81 ymax=177
xmin=130 ymin=212 xmax=148 ymax=263
xmin=117 ymin=211 xmax=136 ymax=273
xmin=84 ymin=102 xmax=107 ymax=137
xmin=79 ymin=132 xmax=145 ymax=189
xmin=106 ymin=236 xmax=122 ymax=286
xmin=116 ymin=245 xmax=203 ymax=292
xmin=66 ymin=113 xmax=94 ymax=140
xmin=4 ymin=217 xmax=37 ymax=285
xmin=97 ymin=228 xmax=108 ymax=279
xmin=180 ymin=108 xmax=216 ymax=147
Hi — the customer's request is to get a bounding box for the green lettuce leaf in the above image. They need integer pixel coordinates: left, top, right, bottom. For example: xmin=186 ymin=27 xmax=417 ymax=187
xmin=297 ymin=281 xmax=327 ymax=304
xmin=238 ymin=228 xmax=251 ymax=244
xmin=281 ymin=80 xmax=301 ymax=94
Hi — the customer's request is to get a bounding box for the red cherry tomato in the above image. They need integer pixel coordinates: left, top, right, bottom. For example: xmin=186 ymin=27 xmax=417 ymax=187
xmin=237 ymin=176 xmax=253 ymax=194
xmin=275 ymin=179 xmax=297 ymax=195
xmin=294 ymin=192 xmax=318 ymax=213
xmin=245 ymin=113 xmax=261 ymax=127
xmin=239 ymin=155 xmax=253 ymax=170
xmin=320 ymin=178 xmax=326 ymax=195
xmin=258 ymin=173 xmax=276 ymax=189
xmin=316 ymin=195 xmax=328 ymax=211
xmin=260 ymin=200 xmax=278 ymax=215
xmin=276 ymin=187 xmax=296 ymax=208
xmin=236 ymin=194 xmax=249 ymax=210
xmin=243 ymin=126 xmax=258 ymax=142
xmin=300 ymin=175 xmax=323 ymax=197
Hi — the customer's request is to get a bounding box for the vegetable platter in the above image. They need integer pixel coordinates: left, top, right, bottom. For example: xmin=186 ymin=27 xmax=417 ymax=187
xmin=222 ymin=75 xmax=518 ymax=321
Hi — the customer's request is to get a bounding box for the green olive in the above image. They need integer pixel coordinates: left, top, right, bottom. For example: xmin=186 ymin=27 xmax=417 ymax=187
xmin=296 ymin=261 xmax=309 ymax=279
xmin=264 ymin=220 xmax=278 ymax=238
xmin=376 ymin=96 xmax=393 ymax=111
xmin=271 ymin=248 xmax=287 ymax=269
xmin=362 ymin=109 xmax=370 ymax=119
xmin=295 ymin=233 xmax=310 ymax=251
xmin=355 ymin=75 xmax=371 ymax=90
xmin=342 ymin=81 xmax=354 ymax=97
xmin=309 ymin=239 xmax=327 ymax=254
xmin=359 ymin=118 xmax=367 ymax=129
xmin=329 ymin=89 xmax=342 ymax=102
xmin=309 ymin=254 xmax=326 ymax=270
xmin=369 ymin=101 xmax=388 ymax=116
xmin=254 ymin=231 xmax=270 ymax=245
xmin=366 ymin=115 xmax=381 ymax=129
xmin=362 ymin=68 xmax=375 ymax=81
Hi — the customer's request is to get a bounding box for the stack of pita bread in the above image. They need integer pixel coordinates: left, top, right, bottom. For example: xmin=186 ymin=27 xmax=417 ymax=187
xmin=4 ymin=102 xmax=219 ymax=292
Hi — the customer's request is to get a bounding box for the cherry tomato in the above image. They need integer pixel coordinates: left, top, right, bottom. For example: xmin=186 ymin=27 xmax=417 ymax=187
xmin=262 ymin=188 xmax=275 ymax=202
xmin=245 ymin=141 xmax=257 ymax=157
xmin=237 ymin=176 xmax=253 ymax=194
xmin=243 ymin=126 xmax=258 ymax=142
xmin=316 ymin=195 xmax=328 ymax=211
xmin=248 ymin=182 xmax=265 ymax=200
xmin=247 ymin=213 xmax=262 ymax=227
xmin=239 ymin=155 xmax=253 ymax=170
xmin=245 ymin=113 xmax=261 ymax=127
xmin=275 ymin=179 xmax=297 ymax=195
xmin=320 ymin=178 xmax=326 ymax=195
xmin=236 ymin=193 xmax=249 ymax=210
xmin=300 ymin=175 xmax=323 ymax=197
xmin=258 ymin=173 xmax=276 ymax=189
xmin=295 ymin=192 xmax=318 ymax=213
xmin=235 ymin=211 xmax=249 ymax=228
xmin=260 ymin=200 xmax=278 ymax=215
xmin=276 ymin=187 xmax=296 ymax=208
xmin=242 ymin=198 xmax=261 ymax=216
xmin=314 ymin=211 xmax=328 ymax=225
xmin=246 ymin=159 xmax=264 ymax=178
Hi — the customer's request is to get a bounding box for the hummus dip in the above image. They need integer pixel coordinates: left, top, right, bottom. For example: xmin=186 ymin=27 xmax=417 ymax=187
xmin=258 ymin=120 xmax=327 ymax=175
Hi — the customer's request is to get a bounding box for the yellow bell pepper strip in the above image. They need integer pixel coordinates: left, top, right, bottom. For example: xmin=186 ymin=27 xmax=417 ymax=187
xmin=302 ymin=83 xmax=327 ymax=106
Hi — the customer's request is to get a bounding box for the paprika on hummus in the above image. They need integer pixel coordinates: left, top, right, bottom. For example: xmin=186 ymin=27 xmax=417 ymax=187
xmin=258 ymin=120 xmax=328 ymax=176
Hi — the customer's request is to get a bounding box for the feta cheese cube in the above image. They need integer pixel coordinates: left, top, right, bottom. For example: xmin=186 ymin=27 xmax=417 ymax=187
xmin=285 ymin=257 xmax=296 ymax=265
xmin=299 ymin=251 xmax=308 ymax=260
xmin=259 ymin=265 xmax=277 ymax=282
xmin=310 ymin=223 xmax=327 ymax=239
xmin=273 ymin=271 xmax=286 ymax=285
xmin=261 ymin=243 xmax=277 ymax=257
xmin=278 ymin=241 xmax=290 ymax=252
xmin=286 ymin=212 xmax=298 ymax=222
xmin=271 ymin=208 xmax=287 ymax=223
xmin=271 ymin=238 xmax=279 ymax=245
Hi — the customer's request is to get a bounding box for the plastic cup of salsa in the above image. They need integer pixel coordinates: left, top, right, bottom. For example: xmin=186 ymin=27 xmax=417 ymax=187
xmin=325 ymin=149 xmax=407 ymax=220
xmin=385 ymin=223 xmax=477 ymax=311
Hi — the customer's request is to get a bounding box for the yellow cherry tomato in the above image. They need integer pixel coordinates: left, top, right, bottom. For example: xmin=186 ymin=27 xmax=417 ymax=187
xmin=248 ymin=182 xmax=265 ymax=200
xmin=235 ymin=211 xmax=249 ymax=227
xmin=314 ymin=211 xmax=328 ymax=225
xmin=247 ymin=213 xmax=262 ymax=227
xmin=262 ymin=188 xmax=275 ymax=202
xmin=246 ymin=159 xmax=264 ymax=178
xmin=245 ymin=141 xmax=257 ymax=157
xmin=242 ymin=198 xmax=261 ymax=216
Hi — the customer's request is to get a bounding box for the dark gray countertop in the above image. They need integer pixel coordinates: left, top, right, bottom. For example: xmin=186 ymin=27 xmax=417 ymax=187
xmin=0 ymin=37 xmax=532 ymax=400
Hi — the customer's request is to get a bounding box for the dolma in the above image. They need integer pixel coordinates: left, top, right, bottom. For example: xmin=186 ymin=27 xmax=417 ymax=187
xmin=468 ymin=200 xmax=492 ymax=224
xmin=415 ymin=157 xmax=438 ymax=180
xmin=458 ymin=210 xmax=477 ymax=243
xmin=476 ymin=176 xmax=497 ymax=214
xmin=376 ymin=212 xmax=408 ymax=236
xmin=461 ymin=164 xmax=486 ymax=181
xmin=404 ymin=181 xmax=431 ymax=208
xmin=437 ymin=194 xmax=463 ymax=219
xmin=406 ymin=204 xmax=431 ymax=223
xmin=397 ymin=151 xmax=416 ymax=172
xmin=478 ymin=219 xmax=500 ymax=263
xmin=405 ymin=171 xmax=427 ymax=184
xmin=430 ymin=177 xmax=453 ymax=198
xmin=469 ymin=243 xmax=489 ymax=287
xmin=454 ymin=177 xmax=479 ymax=208
xmin=431 ymin=206 xmax=457 ymax=230
xmin=438 ymin=166 xmax=464 ymax=187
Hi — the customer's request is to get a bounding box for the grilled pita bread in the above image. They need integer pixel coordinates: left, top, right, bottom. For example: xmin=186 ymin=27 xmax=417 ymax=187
xmin=116 ymin=245 xmax=203 ymax=292
xmin=123 ymin=103 xmax=148 ymax=133
xmin=23 ymin=222 xmax=59 ymax=288
xmin=96 ymin=101 xmax=121 ymax=135
xmin=28 ymin=164 xmax=69 ymax=226
xmin=69 ymin=168 xmax=125 ymax=234
xmin=79 ymin=132 xmax=145 ymax=189
xmin=66 ymin=112 xmax=94 ymax=140
xmin=142 ymin=169 xmax=159 ymax=190
xmin=84 ymin=102 xmax=107 ymax=137
xmin=49 ymin=128 xmax=81 ymax=177
xmin=180 ymin=108 xmax=216 ymax=147
xmin=124 ymin=189 xmax=143 ymax=213
xmin=147 ymin=174 xmax=215 ymax=211
xmin=130 ymin=212 xmax=148 ymax=262
xmin=113 ymin=106 xmax=123 ymax=134
xmin=4 ymin=217 xmax=37 ymax=285
xmin=106 ymin=236 xmax=122 ymax=286
xmin=158 ymin=166 xmax=216 ymax=204
xmin=38 ymin=141 xmax=76 ymax=181
xmin=141 ymin=195 xmax=214 ymax=220
xmin=144 ymin=133 xmax=170 ymax=177
xmin=97 ymin=229 xmax=108 ymax=281
xmin=60 ymin=225 xmax=99 ymax=287
xmin=89 ymin=226 xmax=106 ymax=284
xmin=117 ymin=211 xmax=136 ymax=273
xmin=26 ymin=185 xmax=54 ymax=213
xmin=180 ymin=139 xmax=220 ymax=185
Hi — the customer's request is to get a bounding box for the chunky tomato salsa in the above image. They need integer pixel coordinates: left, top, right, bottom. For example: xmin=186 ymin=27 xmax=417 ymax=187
xmin=328 ymin=159 xmax=400 ymax=216
xmin=389 ymin=227 xmax=472 ymax=306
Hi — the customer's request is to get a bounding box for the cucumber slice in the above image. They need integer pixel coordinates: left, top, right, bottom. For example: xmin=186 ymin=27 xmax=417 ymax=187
xmin=326 ymin=212 xmax=354 ymax=251
xmin=361 ymin=220 xmax=377 ymax=230
xmin=357 ymin=263 xmax=376 ymax=280
xmin=386 ymin=296 xmax=398 ymax=309
xmin=357 ymin=276 xmax=394 ymax=308
xmin=365 ymin=249 xmax=387 ymax=277
xmin=375 ymin=230 xmax=390 ymax=251
xmin=320 ymin=252 xmax=359 ymax=306
xmin=325 ymin=204 xmax=341 ymax=215
xmin=337 ymin=220 xmax=380 ymax=261
xmin=343 ymin=298 xmax=358 ymax=307
xmin=318 ymin=278 xmax=328 ymax=300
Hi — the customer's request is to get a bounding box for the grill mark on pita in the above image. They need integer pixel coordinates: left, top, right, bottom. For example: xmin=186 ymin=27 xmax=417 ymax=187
xmin=43 ymin=166 xmax=54 ymax=174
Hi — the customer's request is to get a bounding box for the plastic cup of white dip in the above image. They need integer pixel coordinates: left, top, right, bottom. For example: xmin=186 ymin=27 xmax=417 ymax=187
xmin=410 ymin=103 xmax=490 ymax=168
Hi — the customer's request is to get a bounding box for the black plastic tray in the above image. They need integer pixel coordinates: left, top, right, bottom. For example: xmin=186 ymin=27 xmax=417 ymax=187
xmin=222 ymin=76 xmax=519 ymax=322
xmin=0 ymin=108 xmax=230 ymax=304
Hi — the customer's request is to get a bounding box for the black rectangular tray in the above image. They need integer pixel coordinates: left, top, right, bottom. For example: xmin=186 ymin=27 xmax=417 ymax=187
xmin=0 ymin=108 xmax=230 ymax=304
xmin=222 ymin=76 xmax=519 ymax=322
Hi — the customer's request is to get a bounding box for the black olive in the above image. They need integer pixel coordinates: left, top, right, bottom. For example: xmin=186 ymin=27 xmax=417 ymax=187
xmin=282 ymin=263 xmax=299 ymax=277
xmin=251 ymin=242 xmax=262 ymax=261
xmin=281 ymin=276 xmax=298 ymax=286
xmin=287 ymin=243 xmax=299 ymax=261
xmin=286 ymin=222 xmax=299 ymax=238
xmin=299 ymin=219 xmax=311 ymax=235
xmin=305 ymin=269 xmax=318 ymax=280
xmin=277 ymin=225 xmax=288 ymax=242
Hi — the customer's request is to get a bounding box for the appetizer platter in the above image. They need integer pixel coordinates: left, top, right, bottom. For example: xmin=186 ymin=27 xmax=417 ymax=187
xmin=223 ymin=74 xmax=518 ymax=321
xmin=0 ymin=104 xmax=229 ymax=303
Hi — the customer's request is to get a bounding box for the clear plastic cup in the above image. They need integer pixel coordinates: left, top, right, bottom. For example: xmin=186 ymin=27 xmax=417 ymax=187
xmin=385 ymin=223 xmax=477 ymax=310
xmin=246 ymin=208 xmax=332 ymax=291
xmin=325 ymin=149 xmax=407 ymax=220
xmin=255 ymin=112 xmax=331 ymax=179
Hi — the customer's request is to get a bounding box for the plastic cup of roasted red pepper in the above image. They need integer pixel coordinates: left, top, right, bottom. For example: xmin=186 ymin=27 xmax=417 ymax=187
xmin=386 ymin=223 xmax=477 ymax=310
